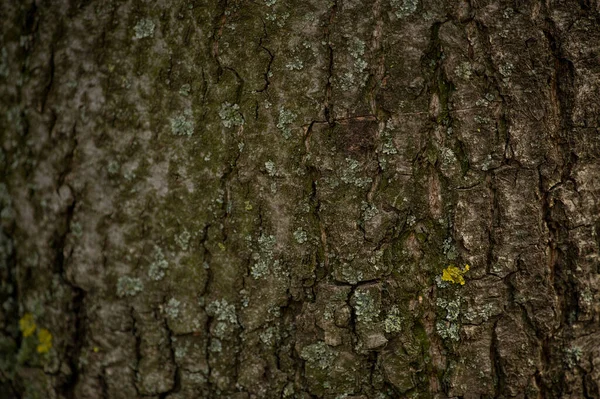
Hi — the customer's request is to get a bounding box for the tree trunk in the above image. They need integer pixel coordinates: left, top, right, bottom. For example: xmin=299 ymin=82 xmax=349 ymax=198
xmin=1 ymin=0 xmax=600 ymax=398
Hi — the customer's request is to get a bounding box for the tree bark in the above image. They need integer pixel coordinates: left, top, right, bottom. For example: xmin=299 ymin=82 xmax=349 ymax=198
xmin=1 ymin=0 xmax=600 ymax=398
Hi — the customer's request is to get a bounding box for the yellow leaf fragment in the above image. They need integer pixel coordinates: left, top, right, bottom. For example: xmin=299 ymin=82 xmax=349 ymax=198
xmin=441 ymin=264 xmax=470 ymax=285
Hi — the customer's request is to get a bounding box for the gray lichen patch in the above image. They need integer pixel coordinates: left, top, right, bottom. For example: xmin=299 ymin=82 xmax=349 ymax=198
xmin=117 ymin=276 xmax=144 ymax=298
xmin=300 ymin=341 xmax=336 ymax=370
xmin=391 ymin=0 xmax=418 ymax=18
xmin=164 ymin=298 xmax=181 ymax=319
xmin=249 ymin=234 xmax=277 ymax=279
xmin=175 ymin=229 xmax=191 ymax=251
xmin=564 ymin=346 xmax=582 ymax=369
xmin=264 ymin=160 xmax=276 ymax=177
xmin=133 ymin=18 xmax=156 ymax=40
xmin=208 ymin=338 xmax=222 ymax=353
xmin=206 ymin=299 xmax=237 ymax=324
xmin=218 ymin=102 xmax=244 ymax=128
xmin=170 ymin=109 xmax=194 ymax=136
xmin=285 ymin=54 xmax=304 ymax=71
xmin=179 ymin=84 xmax=191 ymax=96
xmin=454 ymin=61 xmax=473 ymax=80
xmin=293 ymin=227 xmax=307 ymax=244
xmin=276 ymin=108 xmax=297 ymax=139
xmin=361 ymin=201 xmax=379 ymax=222
xmin=384 ymin=305 xmax=403 ymax=333
xmin=148 ymin=246 xmax=169 ymax=281
xmin=340 ymin=158 xmax=373 ymax=188
xmin=351 ymin=286 xmax=381 ymax=323
xmin=436 ymin=297 xmax=461 ymax=341
xmin=338 ymin=37 xmax=369 ymax=91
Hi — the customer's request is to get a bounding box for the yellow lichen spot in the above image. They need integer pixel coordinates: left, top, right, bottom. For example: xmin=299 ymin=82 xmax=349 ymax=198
xmin=36 ymin=328 xmax=52 ymax=354
xmin=244 ymin=201 xmax=253 ymax=211
xmin=93 ymin=346 xmax=100 ymax=353
xmin=19 ymin=313 xmax=36 ymax=337
xmin=441 ymin=264 xmax=470 ymax=285
xmin=218 ymin=243 xmax=226 ymax=251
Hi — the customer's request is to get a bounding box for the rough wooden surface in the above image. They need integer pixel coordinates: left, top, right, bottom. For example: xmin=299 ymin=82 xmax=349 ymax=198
xmin=1 ymin=0 xmax=600 ymax=398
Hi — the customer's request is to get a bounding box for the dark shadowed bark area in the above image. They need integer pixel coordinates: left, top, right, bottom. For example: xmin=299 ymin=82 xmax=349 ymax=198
xmin=1 ymin=0 xmax=600 ymax=398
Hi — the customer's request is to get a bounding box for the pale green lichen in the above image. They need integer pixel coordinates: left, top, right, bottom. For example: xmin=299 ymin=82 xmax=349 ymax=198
xmin=339 ymin=37 xmax=369 ymax=90
xmin=165 ymin=298 xmax=181 ymax=318
xmin=213 ymin=321 xmax=228 ymax=338
xmin=206 ymin=299 xmax=237 ymax=324
xmin=499 ymin=63 xmax=514 ymax=78
xmin=580 ymin=289 xmax=593 ymax=307
xmin=564 ymin=346 xmax=582 ymax=368
xmin=474 ymin=115 xmax=492 ymax=125
xmin=251 ymin=256 xmax=268 ymax=279
xmin=442 ymin=237 xmax=458 ymax=260
xmin=293 ymin=228 xmax=308 ymax=244
xmin=454 ymin=62 xmax=473 ymax=79
xmin=300 ymin=341 xmax=335 ymax=369
xmin=361 ymin=201 xmax=379 ymax=222
xmin=148 ymin=246 xmax=169 ymax=281
xmin=133 ymin=18 xmax=155 ymax=39
xmin=436 ymin=321 xmax=460 ymax=341
xmin=349 ymin=38 xmax=367 ymax=71
xmin=250 ymin=234 xmax=277 ymax=279
xmin=209 ymin=338 xmax=222 ymax=353
xmin=367 ymin=249 xmax=384 ymax=266
xmin=219 ymin=102 xmax=244 ymax=128
xmin=259 ymin=326 xmax=279 ymax=345
xmin=175 ymin=229 xmax=191 ymax=251
xmin=174 ymin=341 xmax=188 ymax=360
xmin=503 ymin=7 xmax=515 ymax=19
xmin=179 ymin=83 xmax=191 ymax=96
xmin=437 ymin=298 xmax=460 ymax=321
xmin=383 ymin=306 xmax=403 ymax=333
xmin=382 ymin=137 xmax=398 ymax=155
xmin=391 ymin=0 xmax=418 ymax=18
xmin=70 ymin=221 xmax=83 ymax=238
xmin=463 ymin=303 xmax=495 ymax=323
xmin=107 ymin=161 xmax=120 ymax=175
xmin=265 ymin=160 xmax=276 ymax=176
xmin=117 ymin=276 xmax=144 ymax=298
xmin=340 ymin=264 xmax=365 ymax=285
xmin=352 ymin=289 xmax=379 ymax=323
xmin=170 ymin=109 xmax=194 ymax=136
xmin=266 ymin=11 xmax=290 ymax=27
xmin=435 ymin=275 xmax=449 ymax=288
xmin=436 ymin=297 xmax=461 ymax=341
xmin=283 ymin=382 xmax=295 ymax=397
xmin=341 ymin=158 xmax=373 ymax=188
xmin=123 ymin=167 xmax=136 ymax=181
xmin=277 ymin=108 xmax=297 ymax=139
xmin=285 ymin=57 xmax=304 ymax=71
xmin=440 ymin=147 xmax=458 ymax=169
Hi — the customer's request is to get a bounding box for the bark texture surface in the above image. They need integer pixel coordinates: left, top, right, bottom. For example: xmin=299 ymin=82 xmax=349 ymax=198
xmin=1 ymin=0 xmax=600 ymax=398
